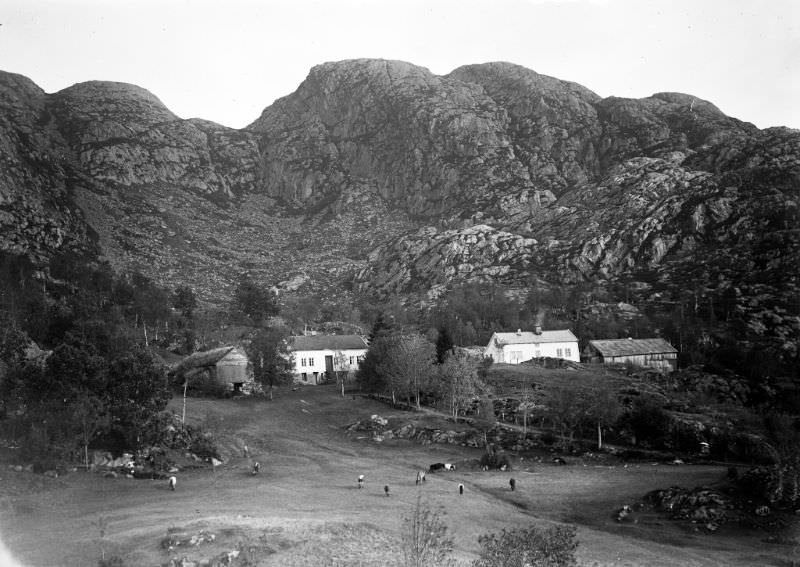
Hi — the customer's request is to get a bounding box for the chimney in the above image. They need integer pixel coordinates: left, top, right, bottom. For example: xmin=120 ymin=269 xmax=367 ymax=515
xmin=534 ymin=326 xmax=542 ymax=335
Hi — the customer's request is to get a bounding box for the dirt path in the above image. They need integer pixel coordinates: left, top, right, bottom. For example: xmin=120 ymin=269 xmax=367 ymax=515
xmin=0 ymin=385 xmax=794 ymax=566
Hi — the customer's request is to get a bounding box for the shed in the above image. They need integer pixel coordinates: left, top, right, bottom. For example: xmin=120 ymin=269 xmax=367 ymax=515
xmin=583 ymin=338 xmax=678 ymax=371
xmin=172 ymin=346 xmax=255 ymax=394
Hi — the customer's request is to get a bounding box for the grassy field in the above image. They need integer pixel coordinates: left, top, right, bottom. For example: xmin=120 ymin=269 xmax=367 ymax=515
xmin=0 ymin=383 xmax=796 ymax=566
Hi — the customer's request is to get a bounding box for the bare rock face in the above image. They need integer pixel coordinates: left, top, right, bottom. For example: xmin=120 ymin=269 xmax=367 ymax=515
xmin=448 ymin=62 xmax=603 ymax=195
xmin=0 ymin=71 xmax=93 ymax=260
xmin=248 ymin=59 xmax=537 ymax=220
xmin=49 ymin=81 xmax=261 ymax=196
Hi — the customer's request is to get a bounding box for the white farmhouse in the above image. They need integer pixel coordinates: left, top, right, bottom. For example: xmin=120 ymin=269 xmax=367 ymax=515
xmin=484 ymin=326 xmax=579 ymax=364
xmin=289 ymin=334 xmax=369 ymax=385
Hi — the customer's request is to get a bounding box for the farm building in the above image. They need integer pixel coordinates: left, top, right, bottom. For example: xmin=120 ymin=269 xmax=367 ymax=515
xmin=484 ymin=327 xmax=580 ymax=364
xmin=583 ymin=338 xmax=678 ymax=371
xmin=172 ymin=346 xmax=256 ymax=394
xmin=289 ymin=334 xmax=368 ymax=385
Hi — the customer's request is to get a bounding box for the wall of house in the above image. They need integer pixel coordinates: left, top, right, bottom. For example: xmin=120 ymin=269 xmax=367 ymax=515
xmin=604 ymin=353 xmax=677 ymax=371
xmin=293 ymin=348 xmax=367 ymax=384
xmin=216 ymin=350 xmax=250 ymax=385
xmin=487 ymin=341 xmax=579 ymax=364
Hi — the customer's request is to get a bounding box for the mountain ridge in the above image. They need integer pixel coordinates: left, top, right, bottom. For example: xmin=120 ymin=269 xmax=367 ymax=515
xmin=0 ymin=59 xmax=797 ymax=361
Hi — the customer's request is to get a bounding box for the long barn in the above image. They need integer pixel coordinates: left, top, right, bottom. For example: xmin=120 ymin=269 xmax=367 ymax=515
xmin=583 ymin=338 xmax=678 ymax=371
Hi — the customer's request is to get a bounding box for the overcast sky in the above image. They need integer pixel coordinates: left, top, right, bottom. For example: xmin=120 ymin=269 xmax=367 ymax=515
xmin=1 ymin=0 xmax=798 ymax=130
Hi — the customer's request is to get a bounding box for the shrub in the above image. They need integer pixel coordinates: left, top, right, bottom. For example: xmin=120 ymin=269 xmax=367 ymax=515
xmin=402 ymin=494 xmax=455 ymax=567
xmin=479 ymin=452 xmax=512 ymax=471
xmin=473 ymin=524 xmax=578 ymax=567
xmin=98 ymin=556 xmax=124 ymax=567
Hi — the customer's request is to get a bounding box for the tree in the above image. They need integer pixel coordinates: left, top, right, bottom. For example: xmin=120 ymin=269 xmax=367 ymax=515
xmin=435 ymin=326 xmax=454 ymax=364
xmin=473 ymin=524 xmax=578 ymax=567
xmin=247 ymin=327 xmax=294 ymax=400
xmin=173 ymin=285 xmax=198 ymax=320
xmin=377 ymin=334 xmax=435 ymax=409
xmin=105 ymin=347 xmax=171 ymax=449
xmin=333 ymin=350 xmax=351 ymax=397
xmin=437 ymin=355 xmax=486 ymax=418
xmin=234 ymin=276 xmax=279 ymax=324
xmin=402 ymin=493 xmax=455 ymax=567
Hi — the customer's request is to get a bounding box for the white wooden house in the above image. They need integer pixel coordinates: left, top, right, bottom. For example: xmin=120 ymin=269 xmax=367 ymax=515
xmin=583 ymin=338 xmax=678 ymax=371
xmin=289 ymin=334 xmax=369 ymax=385
xmin=484 ymin=327 xmax=580 ymax=364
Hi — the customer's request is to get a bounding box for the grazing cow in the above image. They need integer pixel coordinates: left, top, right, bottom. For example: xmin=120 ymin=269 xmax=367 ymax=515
xmin=509 ymin=478 xmax=516 ymax=491
xmin=444 ymin=463 xmax=456 ymax=471
xmin=251 ymin=461 xmax=260 ymax=475
xmin=458 ymin=483 xmax=464 ymax=495
xmin=168 ymin=476 xmax=176 ymax=491
xmin=384 ymin=485 xmax=390 ymax=497
xmin=358 ymin=474 xmax=364 ymax=488
xmin=552 ymin=457 xmax=567 ymax=465
xmin=429 ymin=463 xmax=445 ymax=472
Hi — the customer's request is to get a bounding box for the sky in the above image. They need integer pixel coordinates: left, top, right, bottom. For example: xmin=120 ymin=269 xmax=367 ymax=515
xmin=0 ymin=0 xmax=798 ymax=130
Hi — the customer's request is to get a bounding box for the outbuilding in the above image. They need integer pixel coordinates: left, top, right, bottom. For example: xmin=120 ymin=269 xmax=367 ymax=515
xmin=172 ymin=346 xmax=256 ymax=394
xmin=582 ymin=338 xmax=678 ymax=371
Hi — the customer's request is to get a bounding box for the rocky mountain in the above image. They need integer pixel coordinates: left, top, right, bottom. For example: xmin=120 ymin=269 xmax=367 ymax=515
xmin=0 ymin=59 xmax=797 ymax=355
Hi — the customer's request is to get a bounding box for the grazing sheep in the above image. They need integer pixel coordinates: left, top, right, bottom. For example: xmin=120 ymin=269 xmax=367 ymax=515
xmin=509 ymin=478 xmax=516 ymax=491
xmin=552 ymin=457 xmax=567 ymax=465
xmin=168 ymin=476 xmax=176 ymax=491
xmin=251 ymin=461 xmax=260 ymax=475
xmin=358 ymin=474 xmax=364 ymax=488
xmin=384 ymin=485 xmax=390 ymax=496
xmin=443 ymin=463 xmax=456 ymax=471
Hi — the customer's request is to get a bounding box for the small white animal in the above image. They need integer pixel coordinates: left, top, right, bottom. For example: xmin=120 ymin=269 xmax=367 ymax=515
xmin=168 ymin=476 xmax=177 ymax=491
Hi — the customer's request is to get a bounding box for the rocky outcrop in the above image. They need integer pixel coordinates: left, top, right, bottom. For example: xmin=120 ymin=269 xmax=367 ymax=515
xmin=49 ymin=81 xmax=261 ymax=196
xmin=248 ymin=59 xmax=538 ymax=220
xmin=0 ymin=72 xmax=93 ymax=260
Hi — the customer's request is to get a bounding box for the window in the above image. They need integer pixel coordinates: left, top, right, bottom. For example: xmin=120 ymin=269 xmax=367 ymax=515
xmin=565 ymin=348 xmax=571 ymax=357
xmin=556 ymin=348 xmax=563 ymax=357
xmin=511 ymin=350 xmax=522 ymax=363
xmin=349 ymin=356 xmax=355 ymax=365
xmin=301 ymin=358 xmax=306 ymax=367
xmin=309 ymin=357 xmax=314 ymax=366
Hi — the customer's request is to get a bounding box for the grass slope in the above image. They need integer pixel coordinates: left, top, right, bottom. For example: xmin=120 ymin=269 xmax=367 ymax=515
xmin=0 ymin=384 xmax=794 ymax=566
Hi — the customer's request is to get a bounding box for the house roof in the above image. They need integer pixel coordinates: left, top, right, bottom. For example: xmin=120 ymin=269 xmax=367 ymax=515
xmin=588 ymin=338 xmax=677 ymax=357
xmin=173 ymin=346 xmax=243 ymax=371
xmin=290 ymin=334 xmax=368 ymax=351
xmin=490 ymin=329 xmax=578 ymax=346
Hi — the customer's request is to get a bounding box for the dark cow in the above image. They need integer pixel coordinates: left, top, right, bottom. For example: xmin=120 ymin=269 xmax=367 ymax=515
xmin=429 ymin=463 xmax=445 ymax=472
xmin=509 ymin=478 xmax=516 ymax=491
xmin=458 ymin=483 xmax=464 ymax=495
xmin=384 ymin=485 xmax=390 ymax=496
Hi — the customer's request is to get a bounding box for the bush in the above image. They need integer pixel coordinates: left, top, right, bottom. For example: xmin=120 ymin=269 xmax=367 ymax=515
xmin=479 ymin=452 xmax=512 ymax=471
xmin=473 ymin=524 xmax=578 ymax=567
